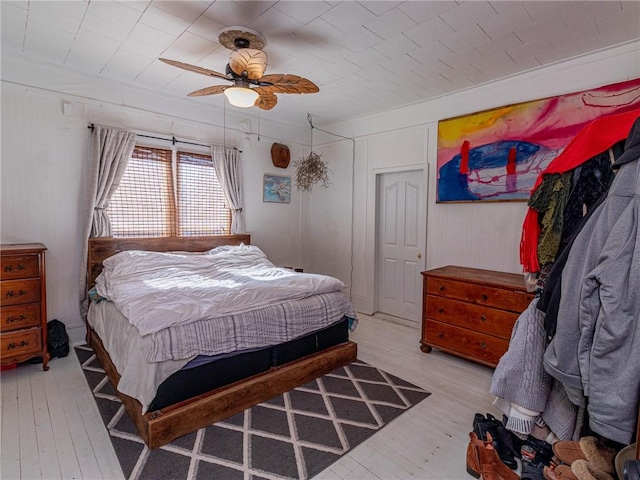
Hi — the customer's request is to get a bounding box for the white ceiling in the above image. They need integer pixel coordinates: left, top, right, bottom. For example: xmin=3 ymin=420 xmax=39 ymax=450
xmin=2 ymin=1 xmax=639 ymax=126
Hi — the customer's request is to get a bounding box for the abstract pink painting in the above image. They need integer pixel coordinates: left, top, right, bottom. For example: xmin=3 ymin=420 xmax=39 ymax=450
xmin=437 ymin=78 xmax=640 ymax=202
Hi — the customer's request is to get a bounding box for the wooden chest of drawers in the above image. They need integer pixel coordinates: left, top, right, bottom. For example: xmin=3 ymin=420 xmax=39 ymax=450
xmin=420 ymin=266 xmax=533 ymax=368
xmin=1 ymin=243 xmax=49 ymax=370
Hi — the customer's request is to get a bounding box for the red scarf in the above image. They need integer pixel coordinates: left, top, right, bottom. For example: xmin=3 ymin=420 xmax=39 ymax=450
xmin=520 ymin=108 xmax=640 ymax=272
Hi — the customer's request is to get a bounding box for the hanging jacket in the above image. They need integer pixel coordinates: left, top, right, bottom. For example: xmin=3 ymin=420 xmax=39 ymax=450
xmin=520 ymin=108 xmax=640 ymax=272
xmin=559 ymin=147 xmax=619 ymax=253
xmin=537 ymin=145 xmax=619 ymax=337
xmin=543 ymin=116 xmax=640 ymax=444
xmin=537 ymin=191 xmax=607 ymax=339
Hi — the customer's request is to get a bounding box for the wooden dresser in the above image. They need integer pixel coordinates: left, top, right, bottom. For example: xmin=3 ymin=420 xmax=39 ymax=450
xmin=1 ymin=243 xmax=50 ymax=370
xmin=420 ymin=266 xmax=533 ymax=368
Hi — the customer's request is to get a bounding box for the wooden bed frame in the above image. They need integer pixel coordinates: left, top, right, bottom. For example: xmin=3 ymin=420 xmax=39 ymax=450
xmin=86 ymin=235 xmax=357 ymax=449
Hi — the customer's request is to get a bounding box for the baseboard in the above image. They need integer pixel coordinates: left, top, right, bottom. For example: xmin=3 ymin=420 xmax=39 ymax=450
xmin=351 ymin=297 xmax=374 ymax=315
xmin=66 ymin=321 xmax=87 ymax=346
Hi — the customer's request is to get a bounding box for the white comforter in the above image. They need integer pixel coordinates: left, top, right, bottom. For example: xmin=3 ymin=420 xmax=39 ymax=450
xmin=94 ymin=244 xmax=346 ymax=336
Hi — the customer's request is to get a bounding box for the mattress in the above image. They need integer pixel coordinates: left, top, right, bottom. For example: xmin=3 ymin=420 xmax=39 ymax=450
xmin=87 ymin=298 xmax=356 ymax=413
xmin=148 ymin=318 xmax=350 ymax=411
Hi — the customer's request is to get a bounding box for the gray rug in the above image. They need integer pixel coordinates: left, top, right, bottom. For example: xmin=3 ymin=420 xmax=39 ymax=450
xmin=75 ymin=346 xmax=430 ymax=480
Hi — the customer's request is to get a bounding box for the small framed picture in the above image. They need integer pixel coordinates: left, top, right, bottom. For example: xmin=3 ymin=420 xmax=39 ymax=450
xmin=263 ymin=175 xmax=291 ymax=203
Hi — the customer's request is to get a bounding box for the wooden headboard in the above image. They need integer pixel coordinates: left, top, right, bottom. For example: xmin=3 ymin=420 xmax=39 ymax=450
xmin=87 ymin=235 xmax=251 ymax=288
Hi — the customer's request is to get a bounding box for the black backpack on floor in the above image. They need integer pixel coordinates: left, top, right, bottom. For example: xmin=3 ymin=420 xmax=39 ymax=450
xmin=47 ymin=319 xmax=69 ymax=358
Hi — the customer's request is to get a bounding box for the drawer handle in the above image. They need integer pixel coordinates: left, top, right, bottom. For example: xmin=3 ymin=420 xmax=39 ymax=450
xmin=437 ymin=332 xmax=444 ymax=338
xmin=479 ymin=342 xmax=487 ymax=349
xmin=5 ymin=290 xmax=27 ymax=298
xmin=439 ymin=285 xmax=446 ymax=291
xmin=4 ymin=264 xmax=26 ymax=272
xmin=6 ymin=314 xmax=27 ymax=323
xmin=479 ymin=314 xmax=487 ymax=322
xmin=7 ymin=340 xmax=29 ymax=350
xmin=481 ymin=294 xmax=488 ymax=301
xmin=438 ymin=308 xmax=445 ymax=313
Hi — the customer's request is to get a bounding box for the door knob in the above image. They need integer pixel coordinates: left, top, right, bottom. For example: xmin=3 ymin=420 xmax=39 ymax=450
xmin=417 ymin=252 xmax=422 ymax=259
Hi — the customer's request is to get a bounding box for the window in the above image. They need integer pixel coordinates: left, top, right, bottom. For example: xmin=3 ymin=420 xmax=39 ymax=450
xmin=107 ymin=146 xmax=231 ymax=237
xmin=177 ymin=151 xmax=230 ymax=236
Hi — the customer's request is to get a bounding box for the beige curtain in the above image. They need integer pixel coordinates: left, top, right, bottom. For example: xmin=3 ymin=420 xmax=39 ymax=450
xmin=212 ymin=146 xmax=245 ymax=234
xmin=79 ymin=125 xmax=136 ymax=318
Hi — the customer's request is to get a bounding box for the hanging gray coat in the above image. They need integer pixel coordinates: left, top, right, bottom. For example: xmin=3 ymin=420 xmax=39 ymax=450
xmin=544 ymin=116 xmax=640 ymax=445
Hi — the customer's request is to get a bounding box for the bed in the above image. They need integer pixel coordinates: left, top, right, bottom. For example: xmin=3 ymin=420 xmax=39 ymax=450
xmin=85 ymin=235 xmax=358 ymax=448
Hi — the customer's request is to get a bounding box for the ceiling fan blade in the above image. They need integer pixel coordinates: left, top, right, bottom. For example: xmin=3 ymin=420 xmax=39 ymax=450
xmin=159 ymin=58 xmax=229 ymax=81
xmin=229 ymin=49 xmax=268 ymax=80
xmin=187 ymin=85 xmax=229 ymax=97
xmin=258 ymin=74 xmax=319 ymax=94
xmin=254 ymin=90 xmax=278 ymax=110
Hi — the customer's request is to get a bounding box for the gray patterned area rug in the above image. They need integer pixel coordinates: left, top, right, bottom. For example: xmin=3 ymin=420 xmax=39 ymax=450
xmin=75 ymin=346 xmax=430 ymax=480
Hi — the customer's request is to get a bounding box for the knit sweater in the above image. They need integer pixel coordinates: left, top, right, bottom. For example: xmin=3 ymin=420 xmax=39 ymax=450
xmin=491 ymin=298 xmax=578 ymax=440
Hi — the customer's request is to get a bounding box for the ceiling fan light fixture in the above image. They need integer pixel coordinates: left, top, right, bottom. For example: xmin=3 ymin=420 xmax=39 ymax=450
xmin=224 ymin=86 xmax=259 ymax=108
xmin=161 ymin=26 xmax=318 ymax=111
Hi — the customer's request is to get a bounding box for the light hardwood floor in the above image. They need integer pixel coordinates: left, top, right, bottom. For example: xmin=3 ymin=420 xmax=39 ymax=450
xmin=1 ymin=313 xmax=500 ymax=479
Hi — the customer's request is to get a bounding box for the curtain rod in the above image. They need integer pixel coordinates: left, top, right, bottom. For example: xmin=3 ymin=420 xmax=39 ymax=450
xmin=87 ymin=124 xmax=240 ymax=152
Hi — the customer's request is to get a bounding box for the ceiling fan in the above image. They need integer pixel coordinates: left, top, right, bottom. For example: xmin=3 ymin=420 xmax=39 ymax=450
xmin=160 ymin=27 xmax=319 ymax=110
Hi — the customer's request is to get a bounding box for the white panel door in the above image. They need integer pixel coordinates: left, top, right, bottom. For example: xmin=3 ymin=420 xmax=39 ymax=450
xmin=377 ymin=170 xmax=425 ymax=322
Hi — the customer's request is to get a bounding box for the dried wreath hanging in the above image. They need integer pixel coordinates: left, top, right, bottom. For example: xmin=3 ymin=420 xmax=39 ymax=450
xmin=294 ymin=115 xmax=331 ymax=191
xmin=294 ymin=151 xmax=331 ymax=191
